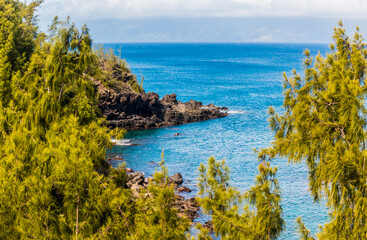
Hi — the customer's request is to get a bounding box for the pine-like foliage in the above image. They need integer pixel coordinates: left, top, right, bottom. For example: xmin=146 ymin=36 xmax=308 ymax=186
xmin=130 ymin=158 xmax=190 ymax=240
xmin=95 ymin=47 xmax=144 ymax=93
xmin=0 ymin=1 xmax=189 ymax=239
xmin=7 ymin=0 xmax=367 ymax=239
xmin=0 ymin=0 xmax=39 ymax=106
xmin=267 ymin=21 xmax=367 ymax=239
xmin=197 ymin=156 xmax=284 ymax=240
xmin=296 ymin=217 xmax=315 ymax=240
xmin=0 ymin=2 xmax=132 ymax=238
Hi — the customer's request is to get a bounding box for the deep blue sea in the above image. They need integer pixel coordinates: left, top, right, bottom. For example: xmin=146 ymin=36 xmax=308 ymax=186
xmin=103 ymin=43 xmax=330 ymax=239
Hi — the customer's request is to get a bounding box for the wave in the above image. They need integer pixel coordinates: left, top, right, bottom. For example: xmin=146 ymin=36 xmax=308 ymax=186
xmin=199 ymin=58 xmax=274 ymax=67
xmin=111 ymin=138 xmax=134 ymax=146
xmin=227 ymin=110 xmax=244 ymax=114
xmin=220 ymin=110 xmax=244 ymax=114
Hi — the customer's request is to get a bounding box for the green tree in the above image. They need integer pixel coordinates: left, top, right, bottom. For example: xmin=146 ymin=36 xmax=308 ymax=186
xmin=266 ymin=21 xmax=367 ymax=239
xmin=0 ymin=5 xmax=133 ymax=237
xmin=0 ymin=0 xmax=40 ymax=106
xmin=130 ymin=157 xmax=190 ymax=240
xmin=197 ymin=156 xmax=284 ymax=240
xmin=296 ymin=217 xmax=315 ymax=240
xmin=0 ymin=1 xmax=194 ymax=239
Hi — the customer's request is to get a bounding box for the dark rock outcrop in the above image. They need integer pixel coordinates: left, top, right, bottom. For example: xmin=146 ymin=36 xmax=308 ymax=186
xmin=203 ymin=220 xmax=214 ymax=232
xmin=177 ymin=186 xmax=192 ymax=193
xmin=174 ymin=196 xmax=200 ymax=221
xmin=95 ymin=80 xmax=228 ymax=130
xmin=169 ymin=173 xmax=183 ymax=185
xmin=126 ymin=172 xmax=145 ymax=188
xmin=107 ymin=156 xmax=124 ymax=161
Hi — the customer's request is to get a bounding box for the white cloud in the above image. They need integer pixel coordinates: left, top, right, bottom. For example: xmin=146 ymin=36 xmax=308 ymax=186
xmin=36 ymin=0 xmax=367 ymax=22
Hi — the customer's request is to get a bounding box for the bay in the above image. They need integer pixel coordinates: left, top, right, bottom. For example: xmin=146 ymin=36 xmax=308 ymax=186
xmin=104 ymin=43 xmax=330 ymax=239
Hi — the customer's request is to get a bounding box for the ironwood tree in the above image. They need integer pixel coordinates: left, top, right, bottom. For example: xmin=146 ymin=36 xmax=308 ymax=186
xmin=266 ymin=21 xmax=367 ymax=239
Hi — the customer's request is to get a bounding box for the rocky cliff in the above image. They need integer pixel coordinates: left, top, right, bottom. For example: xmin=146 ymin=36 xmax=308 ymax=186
xmin=94 ymin=51 xmax=228 ymax=130
xmin=95 ymin=80 xmax=228 ymax=130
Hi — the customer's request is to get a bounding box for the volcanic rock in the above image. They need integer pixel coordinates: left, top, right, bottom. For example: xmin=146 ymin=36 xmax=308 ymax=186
xmin=126 ymin=172 xmax=145 ymax=188
xmin=203 ymin=220 xmax=214 ymax=232
xmin=174 ymin=196 xmax=200 ymax=221
xmin=177 ymin=186 xmax=192 ymax=193
xmin=169 ymin=173 xmax=183 ymax=185
xmin=95 ymin=81 xmax=228 ymax=130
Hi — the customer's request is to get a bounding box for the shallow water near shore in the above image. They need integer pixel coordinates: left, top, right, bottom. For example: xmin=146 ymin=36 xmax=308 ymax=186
xmin=104 ymin=43 xmax=330 ymax=239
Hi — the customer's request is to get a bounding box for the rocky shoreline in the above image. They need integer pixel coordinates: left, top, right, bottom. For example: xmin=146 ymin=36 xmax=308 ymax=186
xmin=97 ymin=69 xmax=224 ymax=229
xmin=95 ymin=80 xmax=228 ymax=130
xmin=123 ymin=167 xmax=200 ymax=222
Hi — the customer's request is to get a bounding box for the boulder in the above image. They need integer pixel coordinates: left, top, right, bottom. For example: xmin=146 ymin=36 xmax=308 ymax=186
xmin=126 ymin=172 xmax=145 ymax=188
xmin=177 ymin=186 xmax=192 ymax=193
xmin=203 ymin=220 xmax=214 ymax=232
xmin=130 ymin=183 xmax=143 ymax=198
xmin=173 ymin=196 xmax=200 ymax=221
xmin=169 ymin=173 xmax=183 ymax=185
xmin=123 ymin=169 xmax=199 ymax=222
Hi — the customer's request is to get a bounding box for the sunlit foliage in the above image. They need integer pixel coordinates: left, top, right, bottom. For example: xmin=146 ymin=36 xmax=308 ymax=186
xmin=0 ymin=1 xmax=188 ymax=239
xmin=267 ymin=21 xmax=367 ymax=239
xmin=197 ymin=157 xmax=284 ymax=240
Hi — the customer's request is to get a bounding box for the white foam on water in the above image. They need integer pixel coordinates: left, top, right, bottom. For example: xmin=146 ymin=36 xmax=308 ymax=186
xmin=220 ymin=110 xmax=244 ymax=114
xmin=111 ymin=138 xmax=133 ymax=146
xmin=227 ymin=110 xmax=244 ymax=114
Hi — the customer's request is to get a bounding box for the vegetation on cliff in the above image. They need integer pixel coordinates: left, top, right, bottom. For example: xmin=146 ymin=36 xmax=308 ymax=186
xmin=95 ymin=47 xmax=144 ymax=94
xmin=0 ymin=0 xmax=281 ymax=239
xmin=2 ymin=0 xmax=367 ymax=239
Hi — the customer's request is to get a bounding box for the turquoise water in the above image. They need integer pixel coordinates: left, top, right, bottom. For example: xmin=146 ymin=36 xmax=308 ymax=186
xmin=104 ymin=43 xmax=329 ymax=239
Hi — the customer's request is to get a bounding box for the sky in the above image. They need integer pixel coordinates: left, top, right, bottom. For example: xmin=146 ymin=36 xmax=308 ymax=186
xmin=34 ymin=0 xmax=367 ymax=43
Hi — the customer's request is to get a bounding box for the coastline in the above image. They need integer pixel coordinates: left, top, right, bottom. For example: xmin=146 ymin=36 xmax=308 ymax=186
xmin=96 ymin=80 xmax=228 ymax=131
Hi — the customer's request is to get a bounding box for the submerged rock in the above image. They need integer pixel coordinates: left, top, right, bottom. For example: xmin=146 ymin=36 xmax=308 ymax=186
xmin=177 ymin=186 xmax=192 ymax=193
xmin=148 ymin=161 xmax=158 ymax=166
xmin=108 ymin=156 xmax=124 ymax=161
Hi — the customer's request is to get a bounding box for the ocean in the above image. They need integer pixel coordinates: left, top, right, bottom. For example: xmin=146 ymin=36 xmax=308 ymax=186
xmin=103 ymin=43 xmax=330 ymax=239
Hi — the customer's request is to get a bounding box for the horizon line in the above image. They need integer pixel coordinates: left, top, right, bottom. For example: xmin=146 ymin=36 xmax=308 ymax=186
xmin=95 ymin=41 xmax=331 ymax=45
